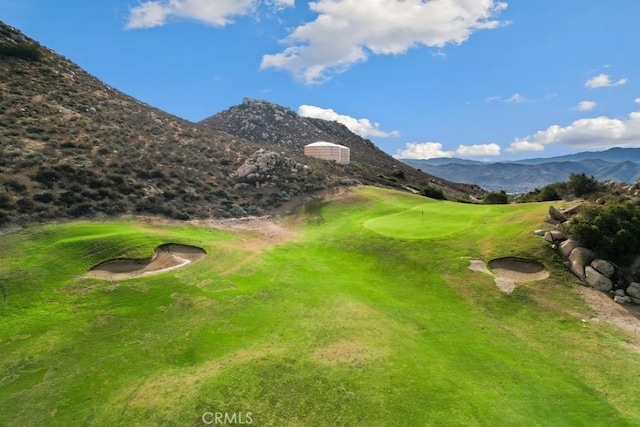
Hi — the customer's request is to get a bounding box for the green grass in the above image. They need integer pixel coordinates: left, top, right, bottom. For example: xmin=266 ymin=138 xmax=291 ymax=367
xmin=1 ymin=187 xmax=639 ymax=426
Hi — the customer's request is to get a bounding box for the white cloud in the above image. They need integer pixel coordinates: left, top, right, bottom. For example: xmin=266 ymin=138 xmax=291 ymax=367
xmin=261 ymin=0 xmax=508 ymax=84
xmin=508 ymin=111 xmax=640 ymax=152
xmin=126 ymin=2 xmax=172 ymax=28
xmin=486 ymin=92 xmax=555 ymax=104
xmin=394 ymin=142 xmax=451 ymax=159
xmin=635 ymin=98 xmax=640 ymax=104
xmin=393 ymin=142 xmax=501 ymax=159
xmin=505 ymin=93 xmax=526 ymax=104
xmin=125 ymin=0 xmax=293 ymax=29
xmin=585 ymin=73 xmax=628 ymax=88
xmin=455 ymin=143 xmax=501 ymax=156
xmin=298 ymin=105 xmax=399 ymax=138
xmin=507 ymin=139 xmax=545 ymax=152
xmin=575 ymin=101 xmax=596 ymax=111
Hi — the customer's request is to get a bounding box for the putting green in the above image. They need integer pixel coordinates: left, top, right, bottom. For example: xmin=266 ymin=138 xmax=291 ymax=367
xmin=363 ymin=200 xmax=492 ymax=239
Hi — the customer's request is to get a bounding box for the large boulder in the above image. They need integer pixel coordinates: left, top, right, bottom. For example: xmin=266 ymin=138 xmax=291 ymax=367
xmin=568 ymin=247 xmax=597 ymax=279
xmin=626 ymin=282 xmax=640 ymax=299
xmin=544 ymin=230 xmax=566 ymax=243
xmin=549 ymin=206 xmax=567 ymax=223
xmin=613 ymin=295 xmax=631 ymax=304
xmin=236 ymin=163 xmax=258 ymax=179
xmin=585 ymin=267 xmax=613 ymax=292
xmin=562 ymin=204 xmax=582 ymax=217
xmin=590 ymin=259 xmax=615 ymax=278
xmin=559 ymin=239 xmax=582 ymax=258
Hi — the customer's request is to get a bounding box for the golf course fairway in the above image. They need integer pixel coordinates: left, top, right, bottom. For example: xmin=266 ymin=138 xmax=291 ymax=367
xmin=1 ymin=186 xmax=639 ymax=426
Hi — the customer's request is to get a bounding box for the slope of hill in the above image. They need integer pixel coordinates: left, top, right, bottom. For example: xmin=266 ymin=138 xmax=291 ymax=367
xmin=0 ymin=21 xmax=482 ymax=226
xmin=199 ymin=98 xmax=484 ymax=197
xmin=0 ymin=21 xmax=276 ymax=224
xmin=403 ymin=152 xmax=640 ymax=193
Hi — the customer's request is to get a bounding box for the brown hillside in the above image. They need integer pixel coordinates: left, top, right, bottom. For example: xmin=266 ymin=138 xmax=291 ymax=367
xmin=0 ymin=21 xmax=483 ymax=226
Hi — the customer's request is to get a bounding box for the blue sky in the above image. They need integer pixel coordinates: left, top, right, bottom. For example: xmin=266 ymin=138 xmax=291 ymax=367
xmin=3 ymin=0 xmax=640 ymax=161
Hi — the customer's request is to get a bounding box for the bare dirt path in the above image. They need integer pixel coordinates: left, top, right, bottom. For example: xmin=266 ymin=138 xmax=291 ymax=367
xmin=576 ymin=286 xmax=640 ymax=344
xmin=191 ymin=216 xmax=297 ymax=247
xmin=189 ymin=216 xmax=298 ymax=276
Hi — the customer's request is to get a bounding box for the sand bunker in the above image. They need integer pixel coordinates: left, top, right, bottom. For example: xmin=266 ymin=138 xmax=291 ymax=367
xmin=469 ymin=257 xmax=549 ymax=293
xmin=86 ymin=244 xmax=206 ymax=280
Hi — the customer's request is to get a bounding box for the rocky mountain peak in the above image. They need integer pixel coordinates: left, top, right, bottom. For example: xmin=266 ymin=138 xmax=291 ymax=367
xmin=199 ymin=99 xmax=484 ymax=198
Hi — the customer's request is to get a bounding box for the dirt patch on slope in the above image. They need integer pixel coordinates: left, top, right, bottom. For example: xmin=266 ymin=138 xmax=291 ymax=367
xmin=576 ymin=286 xmax=640 ymax=343
xmin=86 ymin=244 xmax=206 ymax=280
xmin=191 ymin=216 xmax=297 ymax=249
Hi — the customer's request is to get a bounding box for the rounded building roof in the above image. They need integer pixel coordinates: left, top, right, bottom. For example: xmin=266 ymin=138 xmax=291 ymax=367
xmin=305 ymin=141 xmax=348 ymax=149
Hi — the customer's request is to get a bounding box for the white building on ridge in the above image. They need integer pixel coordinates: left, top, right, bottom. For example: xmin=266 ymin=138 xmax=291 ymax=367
xmin=304 ymin=141 xmax=350 ymax=165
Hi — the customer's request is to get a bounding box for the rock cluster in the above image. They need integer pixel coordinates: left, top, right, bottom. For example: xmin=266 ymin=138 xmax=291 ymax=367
xmin=233 ymin=149 xmax=309 ymax=187
xmin=536 ymin=204 xmax=640 ymax=305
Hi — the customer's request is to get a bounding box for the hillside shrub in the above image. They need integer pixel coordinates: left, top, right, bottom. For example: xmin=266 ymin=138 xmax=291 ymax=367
xmin=519 ymin=182 xmax=566 ymax=202
xmin=391 ymin=169 xmax=406 ymax=180
xmin=518 ymin=174 xmax=599 ymax=202
xmin=0 ymin=43 xmax=43 ymax=61
xmin=351 ymin=162 xmax=367 ymax=172
xmin=0 ymin=191 xmax=13 ymax=209
xmin=483 ymin=190 xmax=508 ymax=204
xmin=455 ymin=194 xmax=474 ymax=204
xmin=564 ymin=202 xmax=640 ymax=263
xmin=33 ymin=192 xmax=55 ymax=203
xmin=420 ymin=185 xmax=446 ymax=200
xmin=537 ymin=184 xmax=563 ymax=201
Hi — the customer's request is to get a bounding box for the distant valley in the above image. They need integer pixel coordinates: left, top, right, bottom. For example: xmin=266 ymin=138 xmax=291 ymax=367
xmin=401 ymin=147 xmax=640 ymax=193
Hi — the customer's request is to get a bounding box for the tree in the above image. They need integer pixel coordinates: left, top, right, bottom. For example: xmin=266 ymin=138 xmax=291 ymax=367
xmin=483 ymin=190 xmax=508 ymax=204
xmin=537 ymin=184 xmax=562 ymax=201
xmin=567 ymin=173 xmax=600 ymax=197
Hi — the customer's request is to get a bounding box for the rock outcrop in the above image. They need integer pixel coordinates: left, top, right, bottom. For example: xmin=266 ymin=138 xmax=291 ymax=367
xmin=627 ymin=282 xmax=640 ymax=303
xmin=549 ymin=206 xmax=568 ymax=223
xmin=568 ymin=247 xmax=596 ymax=279
xmin=585 ymin=266 xmax=613 ymax=292
xmin=591 ymin=259 xmax=615 ymax=278
xmin=234 ymin=149 xmax=309 ymax=186
xmin=536 ymin=204 xmax=639 ymax=305
xmin=559 ymin=238 xmax=582 ymax=258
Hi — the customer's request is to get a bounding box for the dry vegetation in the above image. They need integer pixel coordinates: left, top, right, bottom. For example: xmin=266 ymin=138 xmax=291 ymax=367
xmin=0 ymin=21 xmax=482 ymax=226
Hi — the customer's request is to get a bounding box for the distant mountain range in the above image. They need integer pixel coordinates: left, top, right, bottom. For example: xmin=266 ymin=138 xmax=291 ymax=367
xmin=401 ymin=148 xmax=640 ymax=193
